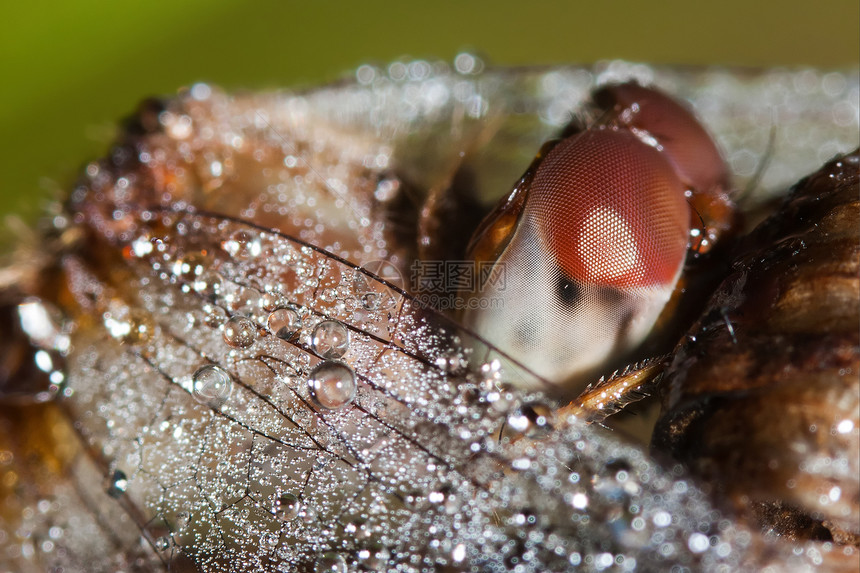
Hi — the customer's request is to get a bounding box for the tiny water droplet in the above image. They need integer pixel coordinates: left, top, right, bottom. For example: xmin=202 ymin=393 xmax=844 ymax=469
xmin=311 ymin=320 xmax=349 ymax=359
xmin=106 ymin=470 xmax=128 ymax=498
xmin=314 ymin=552 xmax=347 ymax=573
xmin=221 ymin=229 xmax=262 ymax=259
xmin=154 ymin=536 xmax=171 ymax=551
xmin=267 ymin=307 xmax=302 ymax=340
xmin=273 ymin=492 xmax=301 ymax=521
xmin=192 ymin=364 xmax=233 ymax=407
xmin=308 ymin=362 xmax=356 ymax=410
xmin=222 ymin=316 xmax=257 ymax=348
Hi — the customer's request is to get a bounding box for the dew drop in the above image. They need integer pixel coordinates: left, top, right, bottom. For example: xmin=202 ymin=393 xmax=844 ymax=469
xmin=311 ymin=320 xmax=349 ymax=359
xmin=507 ymin=401 xmax=555 ymax=438
xmin=221 ymin=229 xmax=262 ymax=259
xmin=360 ymin=292 xmax=380 ymax=310
xmin=192 ymin=364 xmax=233 ymax=407
xmin=171 ymin=251 xmax=208 ymax=279
xmin=299 ymin=505 xmax=318 ymax=523
xmin=104 ymin=307 xmax=154 ymax=345
xmin=273 ymin=492 xmax=301 ymax=521
xmin=357 ymin=547 xmax=390 ymax=569
xmin=267 ymin=307 xmax=302 ymax=340
xmin=106 ymin=470 xmax=128 ymax=498
xmin=192 ymin=271 xmax=223 ymax=299
xmin=308 ymin=362 xmax=356 ymax=410
xmin=314 ymin=552 xmax=347 ymax=573
xmin=222 ymin=316 xmax=257 ymax=348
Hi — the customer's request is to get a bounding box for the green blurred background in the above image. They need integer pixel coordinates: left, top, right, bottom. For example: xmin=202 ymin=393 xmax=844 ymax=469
xmin=1 ymin=0 xmax=858 ymax=233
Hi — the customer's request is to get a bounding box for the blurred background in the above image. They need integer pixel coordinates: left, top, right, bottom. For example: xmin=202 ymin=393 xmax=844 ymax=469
xmin=1 ymin=0 xmax=858 ymax=233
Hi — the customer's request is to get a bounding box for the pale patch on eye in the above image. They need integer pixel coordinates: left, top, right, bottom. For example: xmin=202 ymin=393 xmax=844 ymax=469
xmin=577 ymin=207 xmax=639 ymax=282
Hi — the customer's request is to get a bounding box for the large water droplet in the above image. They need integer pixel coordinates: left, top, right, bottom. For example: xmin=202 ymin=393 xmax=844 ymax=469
xmin=192 ymin=364 xmax=233 ymax=407
xmin=314 ymin=552 xmax=347 ymax=573
xmin=267 ymin=307 xmax=302 ymax=340
xmin=273 ymin=492 xmax=301 ymax=521
xmin=106 ymin=470 xmax=128 ymax=498
xmin=223 ymin=316 xmax=257 ymax=348
xmin=192 ymin=271 xmax=223 ymax=299
xmin=311 ymin=320 xmax=349 ymax=359
xmin=308 ymin=362 xmax=356 ymax=410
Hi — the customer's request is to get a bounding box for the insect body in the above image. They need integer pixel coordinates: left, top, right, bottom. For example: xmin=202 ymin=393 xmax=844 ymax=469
xmin=464 ymin=83 xmax=735 ymax=391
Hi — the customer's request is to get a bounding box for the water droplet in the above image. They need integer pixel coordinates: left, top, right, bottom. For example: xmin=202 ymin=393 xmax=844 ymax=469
xmin=507 ymin=402 xmax=555 ymax=438
xmin=222 ymin=316 xmax=257 ymax=348
xmin=308 ymin=362 xmax=356 ymax=410
xmin=435 ymin=349 xmax=468 ymax=374
xmin=17 ymin=299 xmax=70 ymax=353
xmin=299 ymin=505 xmax=317 ymax=523
xmin=360 ymin=292 xmax=380 ymax=310
xmin=357 ymin=547 xmax=390 ymax=569
xmin=273 ymin=492 xmax=301 ymax=521
xmin=106 ymin=470 xmax=128 ymax=498
xmin=314 ymin=552 xmax=347 ymax=573
xmin=222 ymin=229 xmax=262 ymax=259
xmin=192 ymin=364 xmax=233 ymax=407
xmin=192 ymin=271 xmax=223 ymax=299
xmin=311 ymin=320 xmax=349 ymax=359
xmin=171 ymin=251 xmax=208 ymax=279
xmin=267 ymin=307 xmax=302 ymax=340
xmin=104 ymin=307 xmax=154 ymax=345
xmin=154 ymin=536 xmax=172 ymax=551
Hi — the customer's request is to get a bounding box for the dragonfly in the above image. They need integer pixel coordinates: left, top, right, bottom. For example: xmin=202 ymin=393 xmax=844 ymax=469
xmin=0 ymin=56 xmax=857 ymax=572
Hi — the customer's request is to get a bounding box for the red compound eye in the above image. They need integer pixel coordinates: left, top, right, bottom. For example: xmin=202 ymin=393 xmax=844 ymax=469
xmin=594 ymin=82 xmax=729 ymax=195
xmin=527 ymin=129 xmax=690 ymax=289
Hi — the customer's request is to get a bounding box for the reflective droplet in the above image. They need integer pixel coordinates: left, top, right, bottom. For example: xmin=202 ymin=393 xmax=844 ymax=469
xmin=192 ymin=364 xmax=233 ymax=407
xmin=154 ymin=536 xmax=172 ymax=551
xmin=221 ymin=229 xmax=262 ymax=259
xmin=507 ymin=402 xmax=555 ymax=438
xmin=311 ymin=320 xmax=349 ymax=359
xmin=267 ymin=307 xmax=302 ymax=340
xmin=106 ymin=470 xmax=128 ymax=498
xmin=299 ymin=505 xmax=318 ymax=523
xmin=314 ymin=552 xmax=347 ymax=573
xmin=357 ymin=547 xmax=390 ymax=569
xmin=435 ymin=349 xmax=468 ymax=374
xmin=223 ymin=316 xmax=257 ymax=348
xmin=360 ymin=292 xmax=380 ymax=310
xmin=192 ymin=271 xmax=223 ymax=299
xmin=17 ymin=299 xmax=70 ymax=353
xmin=273 ymin=493 xmax=301 ymax=521
xmin=171 ymin=251 xmax=207 ymax=279
xmin=104 ymin=307 xmax=154 ymax=345
xmin=308 ymin=362 xmax=356 ymax=410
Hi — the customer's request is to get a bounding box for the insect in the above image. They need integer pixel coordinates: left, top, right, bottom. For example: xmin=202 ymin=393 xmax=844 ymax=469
xmin=0 ymin=57 xmax=857 ymax=572
xmin=462 ymin=81 xmax=737 ymax=391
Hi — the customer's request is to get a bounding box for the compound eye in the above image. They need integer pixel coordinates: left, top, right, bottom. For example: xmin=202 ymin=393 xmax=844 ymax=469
xmin=526 ymin=129 xmax=690 ymax=289
xmin=593 ymin=82 xmax=729 ymax=195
